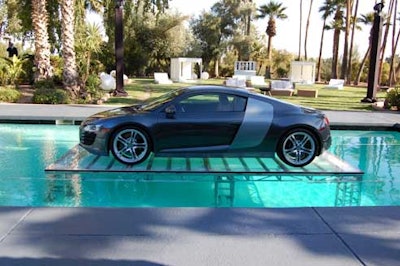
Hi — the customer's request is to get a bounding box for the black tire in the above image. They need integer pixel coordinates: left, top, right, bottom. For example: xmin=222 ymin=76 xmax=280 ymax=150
xmin=277 ymin=128 xmax=319 ymax=167
xmin=110 ymin=126 xmax=151 ymax=165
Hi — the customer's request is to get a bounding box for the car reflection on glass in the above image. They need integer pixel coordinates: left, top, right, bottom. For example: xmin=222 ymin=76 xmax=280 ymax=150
xmin=79 ymin=86 xmax=331 ymax=167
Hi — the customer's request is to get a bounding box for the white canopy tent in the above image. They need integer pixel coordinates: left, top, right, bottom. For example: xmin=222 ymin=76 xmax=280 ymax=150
xmin=290 ymin=61 xmax=316 ymax=84
xmin=170 ymin=57 xmax=202 ymax=82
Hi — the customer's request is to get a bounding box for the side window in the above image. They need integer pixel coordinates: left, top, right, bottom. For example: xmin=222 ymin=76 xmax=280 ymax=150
xmin=218 ymin=94 xmax=247 ymax=112
xmin=177 ymin=93 xmax=247 ymax=113
xmin=179 ymin=94 xmax=220 ymax=113
xmin=232 ymin=95 xmax=246 ymax=112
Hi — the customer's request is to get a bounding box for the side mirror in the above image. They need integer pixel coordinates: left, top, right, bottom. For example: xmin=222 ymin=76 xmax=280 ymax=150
xmin=165 ymin=105 xmax=176 ymax=118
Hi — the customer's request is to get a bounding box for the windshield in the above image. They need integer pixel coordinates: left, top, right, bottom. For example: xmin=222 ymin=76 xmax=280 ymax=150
xmin=138 ymin=87 xmax=186 ymax=111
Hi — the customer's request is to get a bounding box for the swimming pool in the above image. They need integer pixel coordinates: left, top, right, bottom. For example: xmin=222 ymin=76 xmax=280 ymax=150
xmin=0 ymin=124 xmax=399 ymax=207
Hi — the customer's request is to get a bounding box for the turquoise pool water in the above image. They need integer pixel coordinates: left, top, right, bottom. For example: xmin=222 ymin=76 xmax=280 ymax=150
xmin=0 ymin=124 xmax=399 ymax=207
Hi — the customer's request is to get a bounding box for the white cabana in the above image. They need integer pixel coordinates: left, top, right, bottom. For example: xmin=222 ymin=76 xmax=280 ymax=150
xmin=290 ymin=61 xmax=316 ymax=84
xmin=170 ymin=57 xmax=202 ymax=82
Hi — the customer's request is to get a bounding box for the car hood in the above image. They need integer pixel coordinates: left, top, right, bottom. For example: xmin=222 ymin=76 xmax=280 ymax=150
xmin=83 ymin=106 xmax=140 ymax=124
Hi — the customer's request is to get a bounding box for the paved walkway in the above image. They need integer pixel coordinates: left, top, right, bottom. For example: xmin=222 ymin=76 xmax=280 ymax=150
xmin=0 ymin=103 xmax=399 ymax=265
xmin=1 ymin=207 xmax=399 ymax=266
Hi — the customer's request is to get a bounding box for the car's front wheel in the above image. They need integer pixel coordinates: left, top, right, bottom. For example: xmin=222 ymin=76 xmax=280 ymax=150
xmin=110 ymin=126 xmax=151 ymax=165
xmin=277 ymin=128 xmax=319 ymax=167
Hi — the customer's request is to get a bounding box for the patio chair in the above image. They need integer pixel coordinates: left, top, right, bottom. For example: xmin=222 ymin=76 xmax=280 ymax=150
xmin=154 ymin=72 xmax=173 ymax=84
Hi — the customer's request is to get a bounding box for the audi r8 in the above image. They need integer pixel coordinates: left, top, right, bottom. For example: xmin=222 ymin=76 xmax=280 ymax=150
xmin=80 ymin=86 xmax=331 ymax=167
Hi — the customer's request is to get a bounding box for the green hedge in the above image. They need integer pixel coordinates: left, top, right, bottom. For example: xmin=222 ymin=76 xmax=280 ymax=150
xmin=32 ymin=79 xmax=70 ymax=104
xmin=32 ymin=87 xmax=70 ymax=104
xmin=386 ymin=87 xmax=400 ymax=110
xmin=0 ymin=86 xmax=21 ymax=102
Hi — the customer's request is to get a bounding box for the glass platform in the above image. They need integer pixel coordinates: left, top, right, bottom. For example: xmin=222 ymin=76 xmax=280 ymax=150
xmin=45 ymin=145 xmax=364 ymax=181
xmin=44 ymin=145 xmax=365 ymax=207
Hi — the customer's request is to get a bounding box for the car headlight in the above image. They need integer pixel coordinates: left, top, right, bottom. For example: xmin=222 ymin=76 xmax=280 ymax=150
xmin=83 ymin=124 xmax=102 ymax=132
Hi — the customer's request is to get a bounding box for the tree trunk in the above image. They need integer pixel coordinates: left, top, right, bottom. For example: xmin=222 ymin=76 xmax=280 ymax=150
xmin=331 ymin=9 xmax=342 ymax=79
xmin=60 ymin=0 xmax=80 ymax=99
xmin=354 ymin=46 xmax=370 ymax=85
xmin=389 ymin=30 xmax=400 ymax=85
xmin=267 ymin=35 xmax=273 ymax=63
xmin=214 ymin=57 xmax=220 ymax=77
xmin=304 ymin=0 xmax=313 ymax=61
xmin=340 ymin=0 xmax=352 ymax=80
xmin=31 ymin=0 xmax=53 ymax=81
xmin=298 ymin=0 xmax=303 ymax=60
xmin=347 ymin=0 xmax=359 ymax=84
xmin=389 ymin=0 xmax=398 ymax=86
xmin=332 ymin=28 xmax=340 ymax=79
xmin=316 ymin=18 xmax=327 ymax=82
xmin=246 ymin=0 xmax=252 ymax=36
xmin=378 ymin=0 xmax=395 ymax=85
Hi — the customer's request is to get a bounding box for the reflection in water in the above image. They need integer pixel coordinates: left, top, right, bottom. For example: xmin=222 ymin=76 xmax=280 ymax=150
xmin=45 ymin=174 xmax=82 ymax=206
xmin=331 ymin=131 xmax=400 ymax=206
xmin=0 ymin=125 xmax=399 ymax=207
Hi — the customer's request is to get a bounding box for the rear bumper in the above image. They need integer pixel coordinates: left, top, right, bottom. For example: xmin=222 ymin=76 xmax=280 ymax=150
xmin=322 ymin=135 xmax=332 ymax=153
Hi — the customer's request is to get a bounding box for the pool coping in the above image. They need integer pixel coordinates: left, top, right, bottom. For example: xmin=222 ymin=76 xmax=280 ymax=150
xmin=0 ymin=103 xmax=399 ymax=131
xmin=0 ymin=103 xmax=399 ymax=265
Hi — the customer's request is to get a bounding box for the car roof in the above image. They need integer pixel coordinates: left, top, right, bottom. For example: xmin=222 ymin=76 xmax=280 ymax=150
xmin=182 ymin=85 xmax=251 ymax=97
xmin=180 ymin=85 xmax=299 ymax=109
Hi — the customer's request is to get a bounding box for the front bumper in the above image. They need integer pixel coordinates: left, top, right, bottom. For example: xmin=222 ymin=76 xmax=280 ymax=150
xmin=79 ymin=126 xmax=109 ymax=156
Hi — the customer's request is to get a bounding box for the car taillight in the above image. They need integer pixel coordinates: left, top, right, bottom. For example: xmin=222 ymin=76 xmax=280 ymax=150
xmin=324 ymin=116 xmax=330 ymax=126
xmin=319 ymin=116 xmax=330 ymax=131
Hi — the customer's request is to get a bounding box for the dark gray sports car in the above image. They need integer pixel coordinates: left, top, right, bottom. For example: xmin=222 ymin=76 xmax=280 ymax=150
xmin=80 ymin=86 xmax=331 ymax=167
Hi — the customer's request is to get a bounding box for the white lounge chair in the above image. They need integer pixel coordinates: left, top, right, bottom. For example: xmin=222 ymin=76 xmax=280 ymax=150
xmin=249 ymin=76 xmax=268 ymax=87
xmin=270 ymin=80 xmax=295 ymax=96
xmin=154 ymin=72 xmax=173 ymax=84
xmin=325 ymin=79 xmax=344 ymax=90
xmin=224 ymin=77 xmax=246 ymax=88
xmin=246 ymin=76 xmax=269 ymax=95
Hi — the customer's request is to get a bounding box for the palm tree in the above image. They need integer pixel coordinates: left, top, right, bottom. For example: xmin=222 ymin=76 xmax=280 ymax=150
xmin=390 ymin=8 xmax=400 ymax=85
xmin=60 ymin=0 xmax=80 ymax=99
xmin=298 ymin=0 xmax=303 ymax=60
xmin=31 ymin=0 xmax=53 ymax=81
xmin=354 ymin=12 xmax=374 ymax=85
xmin=257 ymin=1 xmax=288 ymax=69
xmin=340 ymin=0 xmax=352 ymax=80
xmin=304 ymin=0 xmax=314 ymax=61
xmin=379 ymin=0 xmax=396 ymax=85
xmin=75 ymin=0 xmax=103 ymax=34
xmin=316 ymin=0 xmax=335 ymax=82
xmin=346 ymin=0 xmax=360 ymax=84
xmin=76 ymin=23 xmax=104 ymax=86
xmin=330 ymin=0 xmax=346 ymax=79
xmin=239 ymin=0 xmax=256 ymax=36
xmin=61 ymin=0 xmax=107 ymax=99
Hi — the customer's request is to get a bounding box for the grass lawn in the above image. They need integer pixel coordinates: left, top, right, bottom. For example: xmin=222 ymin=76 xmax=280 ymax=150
xmin=105 ymin=78 xmax=387 ymax=111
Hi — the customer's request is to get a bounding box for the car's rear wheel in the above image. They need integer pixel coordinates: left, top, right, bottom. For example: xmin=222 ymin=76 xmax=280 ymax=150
xmin=277 ymin=128 xmax=318 ymax=167
xmin=110 ymin=126 xmax=151 ymax=165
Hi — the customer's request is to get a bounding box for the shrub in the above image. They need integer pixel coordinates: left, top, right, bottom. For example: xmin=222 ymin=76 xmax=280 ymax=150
xmin=0 ymin=56 xmax=27 ymax=85
xmin=86 ymin=74 xmax=102 ymax=98
xmin=19 ymin=54 xmax=35 ymax=84
xmin=385 ymin=87 xmax=400 ymax=110
xmin=33 ymin=79 xmax=55 ymax=90
xmin=32 ymin=80 xmax=70 ymax=104
xmin=50 ymin=55 xmax=64 ymax=85
xmin=0 ymin=86 xmax=21 ymax=102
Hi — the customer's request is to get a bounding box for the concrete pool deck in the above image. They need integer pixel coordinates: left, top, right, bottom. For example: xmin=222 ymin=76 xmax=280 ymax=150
xmin=0 ymin=102 xmax=399 ymax=129
xmin=0 ymin=103 xmax=399 ymax=265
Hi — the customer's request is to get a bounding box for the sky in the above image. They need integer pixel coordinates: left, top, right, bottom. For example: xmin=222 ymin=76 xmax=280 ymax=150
xmin=169 ymin=0 xmax=382 ymax=59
